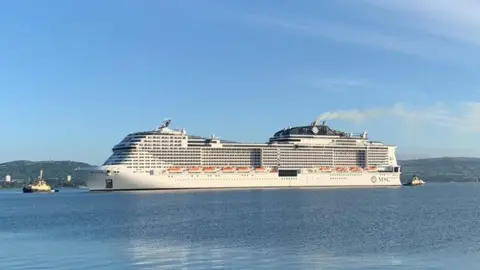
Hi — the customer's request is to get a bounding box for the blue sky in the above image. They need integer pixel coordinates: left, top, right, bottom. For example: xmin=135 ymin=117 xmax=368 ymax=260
xmin=1 ymin=0 xmax=480 ymax=165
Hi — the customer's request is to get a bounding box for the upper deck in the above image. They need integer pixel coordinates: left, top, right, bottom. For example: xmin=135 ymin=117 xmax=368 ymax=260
xmin=103 ymin=118 xmax=397 ymax=168
xmin=112 ymin=118 xmax=391 ymax=151
xmin=271 ymin=120 xmax=367 ymax=139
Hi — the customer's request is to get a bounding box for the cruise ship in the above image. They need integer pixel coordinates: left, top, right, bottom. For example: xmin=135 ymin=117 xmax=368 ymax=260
xmin=83 ymin=118 xmax=402 ymax=191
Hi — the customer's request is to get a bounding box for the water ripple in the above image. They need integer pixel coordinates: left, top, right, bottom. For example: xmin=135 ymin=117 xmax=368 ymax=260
xmin=1 ymin=184 xmax=480 ymax=269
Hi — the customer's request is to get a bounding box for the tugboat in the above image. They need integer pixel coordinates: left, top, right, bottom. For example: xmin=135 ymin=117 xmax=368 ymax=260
xmin=22 ymin=169 xmax=58 ymax=193
xmin=404 ymin=174 xmax=425 ymax=186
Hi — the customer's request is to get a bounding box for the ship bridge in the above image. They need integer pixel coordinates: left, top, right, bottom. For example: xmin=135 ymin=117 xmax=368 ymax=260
xmin=269 ymin=120 xmax=368 ymax=144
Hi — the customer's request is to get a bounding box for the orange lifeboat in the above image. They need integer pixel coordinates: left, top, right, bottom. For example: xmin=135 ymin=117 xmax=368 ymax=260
xmin=254 ymin=167 xmax=267 ymax=172
xmin=335 ymin=167 xmax=347 ymax=172
xmin=221 ymin=167 xmax=235 ymax=173
xmin=320 ymin=166 xmax=331 ymax=172
xmin=350 ymin=167 xmax=363 ymax=172
xmin=236 ymin=167 xmax=250 ymax=172
xmin=188 ymin=167 xmax=202 ymax=173
xmin=167 ymin=167 xmax=183 ymax=173
xmin=203 ymin=167 xmax=216 ymax=173
xmin=366 ymin=166 xmax=377 ymax=172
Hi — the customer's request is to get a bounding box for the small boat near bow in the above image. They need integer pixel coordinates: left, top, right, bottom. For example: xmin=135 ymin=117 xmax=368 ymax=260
xmin=22 ymin=169 xmax=59 ymax=193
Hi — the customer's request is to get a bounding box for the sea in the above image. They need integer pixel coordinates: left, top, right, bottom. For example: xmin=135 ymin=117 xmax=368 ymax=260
xmin=1 ymin=183 xmax=480 ymax=269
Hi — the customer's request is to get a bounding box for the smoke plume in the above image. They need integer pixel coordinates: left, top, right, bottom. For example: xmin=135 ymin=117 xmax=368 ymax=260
xmin=315 ymin=108 xmax=389 ymax=123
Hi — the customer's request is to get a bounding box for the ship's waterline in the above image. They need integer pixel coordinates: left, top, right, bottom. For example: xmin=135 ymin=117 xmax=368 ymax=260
xmin=86 ymin=170 xmax=401 ymax=191
xmin=82 ymin=118 xmax=402 ymax=191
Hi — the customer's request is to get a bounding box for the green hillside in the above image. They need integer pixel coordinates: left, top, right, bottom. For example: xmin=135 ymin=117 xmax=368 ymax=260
xmin=0 ymin=160 xmax=94 ymax=187
xmin=399 ymin=157 xmax=480 ymax=183
xmin=1 ymin=157 xmax=479 ymax=188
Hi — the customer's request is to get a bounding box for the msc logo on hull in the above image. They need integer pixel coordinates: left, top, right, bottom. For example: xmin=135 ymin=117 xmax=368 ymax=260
xmin=371 ymin=176 xmax=390 ymax=183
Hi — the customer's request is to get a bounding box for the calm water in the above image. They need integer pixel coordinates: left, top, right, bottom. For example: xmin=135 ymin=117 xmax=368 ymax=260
xmin=1 ymin=183 xmax=480 ymax=269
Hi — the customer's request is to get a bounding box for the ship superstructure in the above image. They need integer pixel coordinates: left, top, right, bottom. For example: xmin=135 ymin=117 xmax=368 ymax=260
xmin=84 ymin=118 xmax=401 ymax=190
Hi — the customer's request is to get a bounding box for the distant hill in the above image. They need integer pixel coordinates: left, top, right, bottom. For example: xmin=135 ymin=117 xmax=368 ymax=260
xmin=399 ymin=157 xmax=480 ymax=183
xmin=0 ymin=158 xmax=479 ymax=187
xmin=0 ymin=160 xmax=94 ymax=187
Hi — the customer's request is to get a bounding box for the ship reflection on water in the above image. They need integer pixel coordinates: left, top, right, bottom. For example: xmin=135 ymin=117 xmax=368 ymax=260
xmin=125 ymin=239 xmax=411 ymax=269
xmin=1 ymin=232 xmax=475 ymax=270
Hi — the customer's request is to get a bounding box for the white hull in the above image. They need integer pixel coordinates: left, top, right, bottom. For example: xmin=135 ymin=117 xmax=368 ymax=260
xmin=85 ymin=166 xmax=402 ymax=191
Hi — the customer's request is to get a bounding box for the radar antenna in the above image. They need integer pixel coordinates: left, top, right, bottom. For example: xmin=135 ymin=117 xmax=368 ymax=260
xmin=163 ymin=118 xmax=171 ymax=128
xmin=154 ymin=118 xmax=172 ymax=131
xmin=362 ymin=130 xmax=368 ymax=139
xmin=312 ymin=118 xmax=327 ymax=126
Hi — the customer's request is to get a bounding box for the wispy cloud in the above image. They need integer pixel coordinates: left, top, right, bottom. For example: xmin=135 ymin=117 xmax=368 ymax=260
xmin=189 ymin=1 xmax=480 ymax=65
xmin=243 ymin=13 xmax=453 ymax=61
xmin=363 ymin=0 xmax=480 ymax=45
xmin=316 ymin=102 xmax=480 ymax=133
xmin=293 ymin=75 xmax=430 ymax=99
xmin=298 ymin=76 xmax=370 ymax=92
